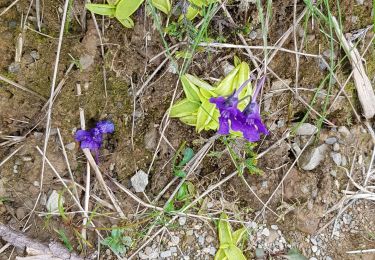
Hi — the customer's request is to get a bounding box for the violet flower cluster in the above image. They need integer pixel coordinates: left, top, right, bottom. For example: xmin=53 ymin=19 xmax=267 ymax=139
xmin=75 ymin=120 xmax=115 ymax=161
xmin=210 ymin=77 xmax=268 ymax=142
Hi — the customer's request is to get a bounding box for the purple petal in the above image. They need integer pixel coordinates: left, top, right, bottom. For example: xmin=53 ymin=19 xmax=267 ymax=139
xmin=209 ymin=97 xmax=226 ymax=109
xmin=96 ymin=120 xmax=115 ymax=134
xmin=242 ymin=125 xmax=261 ymax=142
xmin=75 ymin=130 xmax=91 ymax=142
xmin=217 ymin=116 xmax=230 ymax=134
xmin=80 ymin=139 xmax=101 ymax=149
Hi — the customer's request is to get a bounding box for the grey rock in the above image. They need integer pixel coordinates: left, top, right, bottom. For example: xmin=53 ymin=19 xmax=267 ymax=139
xmin=30 ymin=50 xmax=40 ymax=60
xmin=312 ymin=245 xmax=318 ymax=253
xmin=46 ymin=190 xmax=64 ymax=212
xmin=249 ymin=30 xmax=257 ymax=40
xmin=333 ymin=143 xmax=340 ymax=152
xmin=178 ymin=216 xmax=187 ymax=226
xmin=330 ymin=152 xmax=342 ymax=166
xmin=131 ymin=170 xmax=148 ymax=192
xmin=160 ymin=250 xmax=172 ymax=258
xmin=325 ymin=256 xmax=333 ymax=260
xmin=310 ymin=257 xmax=318 ymax=260
xmin=198 ymin=235 xmax=205 ymax=245
xmin=138 ymin=252 xmax=148 ymax=260
xmin=170 ymin=235 xmax=180 ymax=245
xmin=170 ymin=247 xmax=177 ymax=253
xmin=221 ymin=61 xmax=235 ymax=76
xmin=8 ymin=62 xmax=20 ymax=73
xmin=301 ymin=144 xmax=328 ymax=171
xmin=295 ymin=123 xmax=318 ymax=136
xmin=325 ymin=137 xmax=337 ymax=144
xmin=338 ymin=126 xmax=351 ymax=137
xmin=255 ymin=248 xmax=265 ymax=259
xmin=65 ymin=142 xmax=76 ymax=151
xmin=271 ymin=225 xmax=278 ymax=230
xmin=145 ymin=246 xmax=153 ymax=255
xmin=310 ymin=237 xmax=318 ymax=245
xmin=341 ymin=156 xmax=348 ymax=166
xmin=261 ymin=228 xmax=270 ymax=237
xmin=356 ymin=0 xmax=364 ymax=4
xmin=208 ymin=246 xmax=216 ymax=256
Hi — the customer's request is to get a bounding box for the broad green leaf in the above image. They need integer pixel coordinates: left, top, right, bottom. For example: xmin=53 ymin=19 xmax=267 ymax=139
xmin=174 ymin=169 xmax=186 ymax=177
xmin=185 ymin=74 xmax=214 ymax=91
xmin=204 ymin=108 xmax=219 ymax=130
xmin=178 ymin=6 xmax=200 ymax=21
xmin=196 ymin=100 xmax=216 ymax=132
xmin=151 ymin=0 xmax=171 ymax=14
xmin=200 ymin=88 xmax=217 ymax=99
xmin=214 ymin=248 xmax=227 ymax=260
xmin=117 ymin=17 xmax=134 ymax=28
xmin=232 ymin=227 xmax=247 ymax=246
xmin=164 ymin=201 xmax=175 ymax=212
xmin=223 ymin=245 xmax=247 ymax=260
xmin=107 ymin=0 xmax=119 ymax=4
xmin=85 ymin=3 xmax=116 ymax=17
xmin=235 ymin=62 xmax=251 ymax=110
xmin=180 ymin=114 xmax=197 ymax=126
xmin=115 ymin=0 xmax=144 ymax=19
xmin=214 ymin=66 xmax=240 ymax=96
xmin=218 ymin=213 xmax=233 ymax=244
xmin=170 ymin=99 xmax=200 ymax=118
xmin=181 ymin=75 xmax=202 ymax=102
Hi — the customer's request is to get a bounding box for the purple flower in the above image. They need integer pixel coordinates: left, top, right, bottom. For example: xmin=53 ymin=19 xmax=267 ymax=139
xmin=75 ymin=120 xmax=115 ymax=161
xmin=232 ymin=76 xmax=268 ymax=142
xmin=210 ymin=76 xmax=268 ymax=142
xmin=209 ymin=77 xmax=253 ymax=134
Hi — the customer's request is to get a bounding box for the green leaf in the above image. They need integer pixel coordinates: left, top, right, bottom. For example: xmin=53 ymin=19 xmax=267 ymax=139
xmin=233 ymin=56 xmax=241 ymax=67
xmin=232 ymin=227 xmax=247 ymax=246
xmin=214 ymin=66 xmax=240 ymax=96
xmin=196 ymin=99 xmax=216 ymax=132
xmin=115 ymin=0 xmax=144 ymax=19
xmin=218 ymin=213 xmax=233 ymax=244
xmin=185 ymin=74 xmax=215 ymax=91
xmin=181 ymin=75 xmax=202 ymax=102
xmin=180 ymin=114 xmax=197 ymax=126
xmin=85 ymin=3 xmax=116 ymax=17
xmin=111 ymin=228 xmax=123 ymax=238
xmin=117 ymin=17 xmax=134 ymax=28
xmin=199 ymin=88 xmax=217 ymax=99
xmin=179 ymin=148 xmax=194 ymax=166
xmin=164 ymin=201 xmax=175 ymax=212
xmin=178 ymin=6 xmax=200 ymax=21
xmin=151 ymin=0 xmax=171 ymax=14
xmin=55 ymin=229 xmax=73 ymax=252
xmin=176 ymin=183 xmax=189 ymax=201
xmin=170 ymin=99 xmax=200 ymax=118
xmin=223 ymin=245 xmax=247 ymax=260
xmin=284 ymin=248 xmax=308 ymax=260
xmin=214 ymin=248 xmax=227 ymax=260
xmin=174 ymin=169 xmax=186 ymax=177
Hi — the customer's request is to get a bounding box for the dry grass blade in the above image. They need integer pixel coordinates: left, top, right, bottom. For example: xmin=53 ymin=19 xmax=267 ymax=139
xmin=331 ymin=16 xmax=375 ymax=119
xmin=0 ymin=0 xmax=20 ymax=17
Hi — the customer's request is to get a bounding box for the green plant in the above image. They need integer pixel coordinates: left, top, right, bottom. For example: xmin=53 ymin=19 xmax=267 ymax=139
xmin=215 ymin=213 xmax=247 ymax=260
xmin=170 ymin=58 xmax=253 ymax=133
xmin=101 ymin=228 xmax=132 ymax=256
xmin=172 ymin=142 xmax=195 ymax=178
xmin=86 ymin=0 xmax=215 ymax=28
xmin=55 ymin=229 xmax=73 ymax=252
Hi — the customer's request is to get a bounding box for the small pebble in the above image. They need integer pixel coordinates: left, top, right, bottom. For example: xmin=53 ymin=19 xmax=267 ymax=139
xmin=338 ymin=126 xmax=351 ymax=137
xmin=325 ymin=137 xmax=337 ymax=144
xmin=333 ymin=143 xmax=340 ymax=152
xmin=295 ymin=123 xmax=318 ymax=136
xmin=30 ymin=50 xmax=40 ymax=60
xmin=178 ymin=216 xmax=187 ymax=226
xmin=8 ymin=62 xmax=20 ymax=73
xmin=261 ymin=228 xmax=270 ymax=237
xmin=330 ymin=152 xmax=342 ymax=166
xmin=65 ymin=142 xmax=76 ymax=150
xmin=255 ymin=248 xmax=265 ymax=259
xmin=160 ymin=250 xmax=172 ymax=258
xmin=271 ymin=225 xmax=278 ymax=230
xmin=145 ymin=246 xmax=153 ymax=255
xmin=22 ymin=156 xmax=32 ymax=162
xmin=170 ymin=247 xmax=177 ymax=253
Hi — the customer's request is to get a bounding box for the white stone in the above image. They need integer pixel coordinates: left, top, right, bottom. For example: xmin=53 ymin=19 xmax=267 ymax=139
xmin=301 ymin=144 xmax=328 ymax=171
xmin=261 ymin=228 xmax=270 ymax=237
xmin=131 ymin=170 xmax=148 ymax=192
xmin=46 ymin=190 xmax=64 ymax=212
xmin=295 ymin=123 xmax=318 ymax=136
xmin=178 ymin=216 xmax=187 ymax=226
xmin=271 ymin=225 xmax=278 ymax=230
xmin=160 ymin=250 xmax=172 ymax=258
xmin=330 ymin=152 xmax=342 ymax=166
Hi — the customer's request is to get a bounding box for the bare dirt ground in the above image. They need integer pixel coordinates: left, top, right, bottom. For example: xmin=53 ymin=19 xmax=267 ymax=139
xmin=0 ymin=0 xmax=375 ymax=259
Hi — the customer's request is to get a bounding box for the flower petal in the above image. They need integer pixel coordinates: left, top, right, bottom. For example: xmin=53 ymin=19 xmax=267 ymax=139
xmin=80 ymin=140 xmax=101 ymax=150
xmin=75 ymin=130 xmax=91 ymax=142
xmin=96 ymin=120 xmax=115 ymax=134
xmin=217 ymin=116 xmax=230 ymax=134
xmin=242 ymin=125 xmax=261 ymax=142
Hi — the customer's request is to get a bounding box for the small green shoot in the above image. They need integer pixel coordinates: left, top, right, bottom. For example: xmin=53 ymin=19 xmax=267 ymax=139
xmin=284 ymin=248 xmax=308 ymax=260
xmin=172 ymin=143 xmax=195 ymax=178
xmin=101 ymin=228 xmax=132 ymax=256
xmin=55 ymin=229 xmax=73 ymax=252
xmin=215 ymin=213 xmax=247 ymax=260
